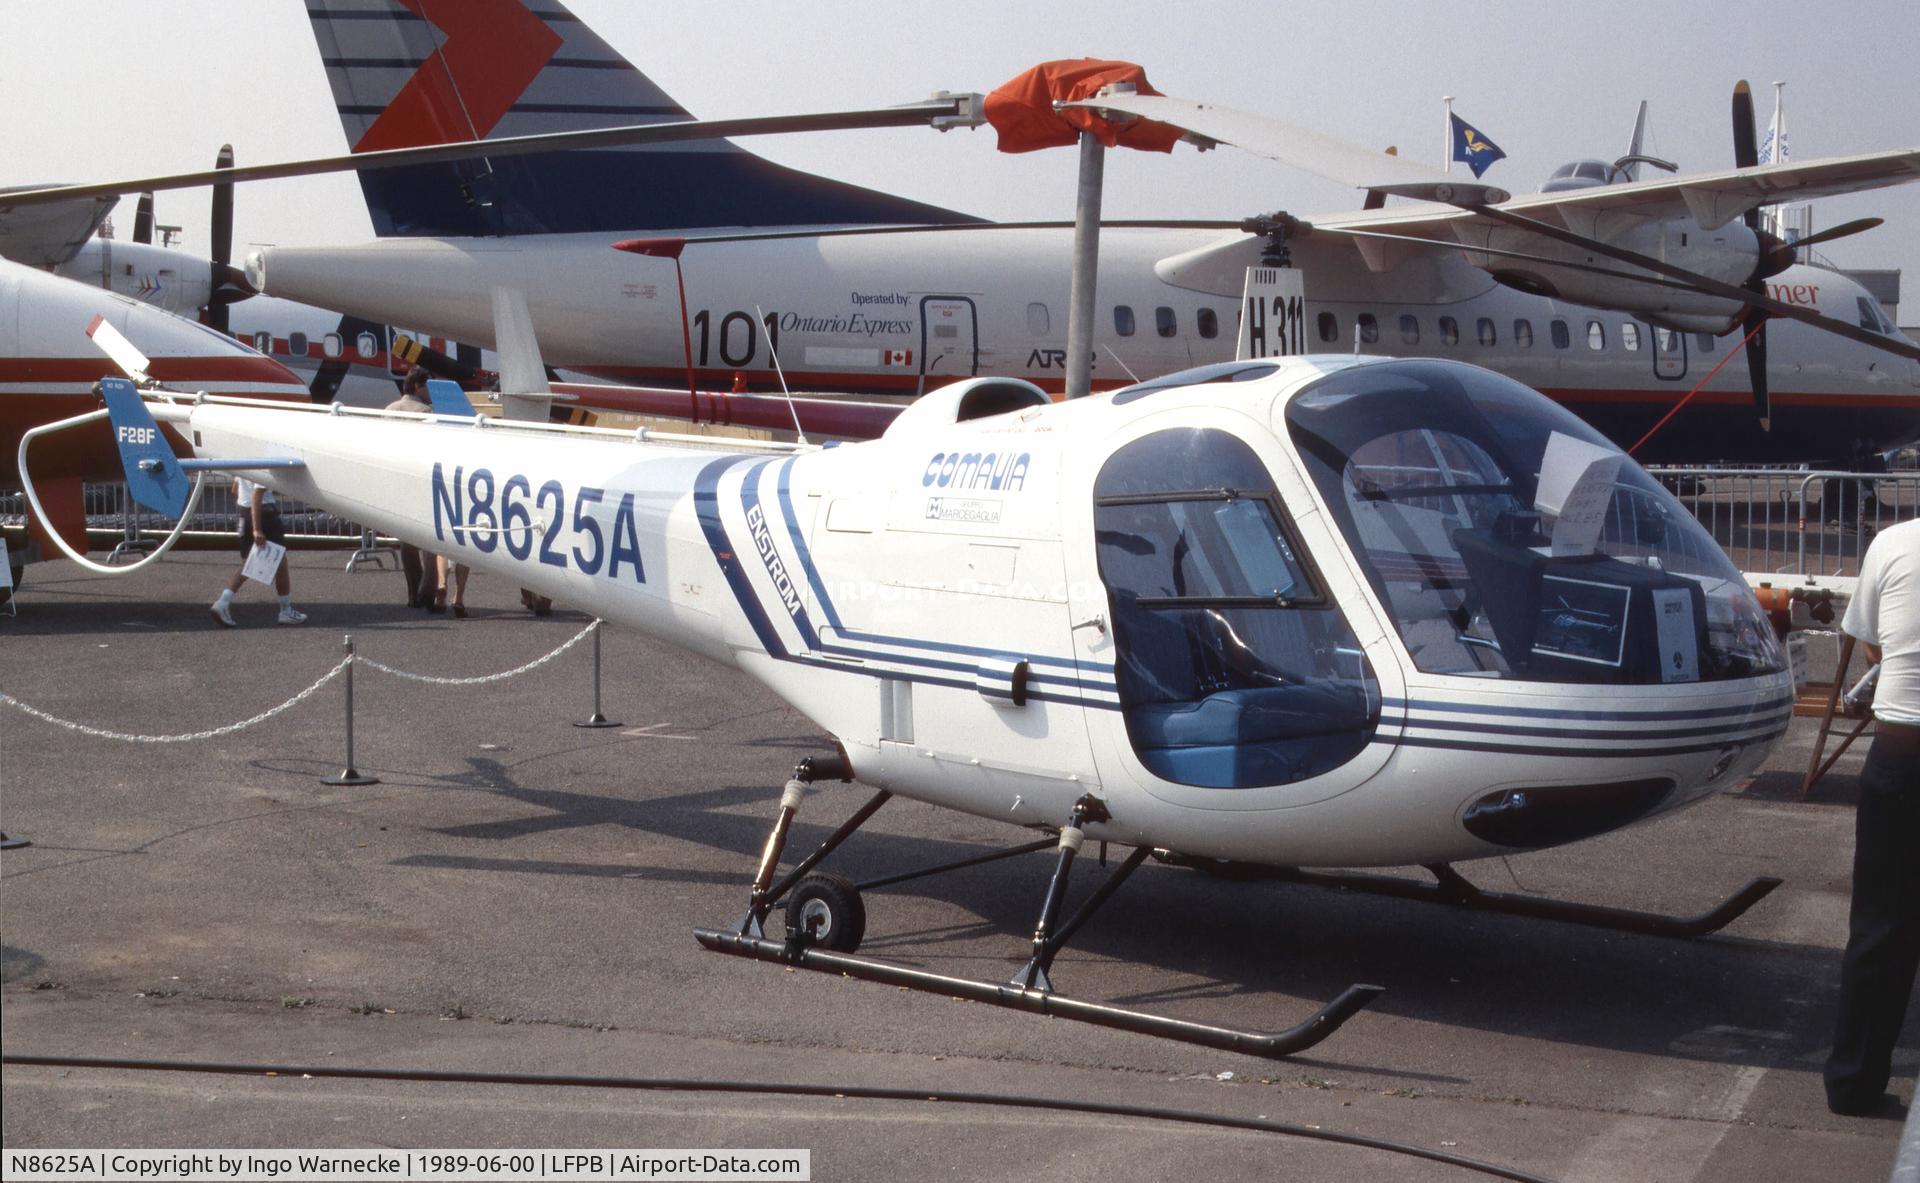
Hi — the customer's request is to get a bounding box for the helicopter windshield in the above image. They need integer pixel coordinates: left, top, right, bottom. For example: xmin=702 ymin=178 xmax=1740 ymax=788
xmin=1094 ymin=428 xmax=1380 ymax=790
xmin=1285 ymin=360 xmax=1784 ymax=684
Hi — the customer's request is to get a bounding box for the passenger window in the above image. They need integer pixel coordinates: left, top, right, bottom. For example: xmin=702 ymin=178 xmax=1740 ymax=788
xmin=1113 ymin=306 xmax=1136 ymax=337
xmin=1476 ymin=318 xmax=1496 ymax=347
xmin=1317 ymin=311 xmax=1339 ymax=344
xmin=1693 ymin=333 xmax=1716 ymax=353
xmin=1196 ymin=307 xmax=1219 ymax=339
xmin=1655 ymin=327 xmax=1678 ymax=353
xmin=1513 ymin=319 xmax=1534 ymax=348
xmin=1094 ymin=428 xmax=1378 ymax=790
xmin=1586 ymin=320 xmax=1606 ymax=350
xmin=253 ymin=332 xmax=272 ymax=354
xmin=1620 ymin=323 xmax=1641 ymax=352
xmin=1155 ymin=306 xmax=1177 ymax=338
xmin=323 ymin=332 xmax=344 ymax=359
xmin=356 ymin=332 xmax=379 ymax=359
xmin=1027 ymin=302 xmax=1050 ymax=336
xmin=1357 ymin=314 xmax=1379 ymax=345
xmin=1399 ymin=315 xmax=1420 ymax=345
xmin=1550 ymin=320 xmax=1571 ymax=349
xmin=1439 ymin=316 xmax=1460 ymax=346
xmin=289 ymin=332 xmax=309 ymax=356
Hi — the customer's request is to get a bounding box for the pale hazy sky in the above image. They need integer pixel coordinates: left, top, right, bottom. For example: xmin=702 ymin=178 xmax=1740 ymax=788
xmin=6 ymin=1 xmax=1917 ymax=286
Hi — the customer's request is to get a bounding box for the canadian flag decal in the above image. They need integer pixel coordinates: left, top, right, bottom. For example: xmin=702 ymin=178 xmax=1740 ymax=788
xmin=885 ymin=350 xmax=914 ymax=366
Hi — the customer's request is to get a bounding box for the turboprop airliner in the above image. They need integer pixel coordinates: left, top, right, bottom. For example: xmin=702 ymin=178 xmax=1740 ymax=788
xmin=230 ymin=0 xmax=1920 ymax=465
xmin=94 ymin=323 xmax=1794 ymax=1056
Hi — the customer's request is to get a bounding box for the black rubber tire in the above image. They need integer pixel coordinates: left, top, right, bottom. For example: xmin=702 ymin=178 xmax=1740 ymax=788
xmin=785 ymin=873 xmax=866 ymax=953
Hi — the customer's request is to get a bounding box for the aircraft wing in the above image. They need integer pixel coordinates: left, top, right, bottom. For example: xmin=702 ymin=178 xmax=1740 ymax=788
xmin=1315 ymin=147 xmax=1920 ymax=236
xmin=0 ymin=188 xmax=118 ymax=267
xmin=1076 ymin=90 xmax=1920 ymax=239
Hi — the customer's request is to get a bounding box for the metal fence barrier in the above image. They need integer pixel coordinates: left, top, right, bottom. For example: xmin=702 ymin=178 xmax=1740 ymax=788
xmin=1645 ymin=467 xmax=1920 ymax=579
xmin=1 ymin=482 xmax=384 ymax=553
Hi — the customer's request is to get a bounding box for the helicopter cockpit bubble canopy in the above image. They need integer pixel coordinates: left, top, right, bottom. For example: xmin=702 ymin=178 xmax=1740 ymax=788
xmin=1281 ymin=359 xmax=1785 ymax=686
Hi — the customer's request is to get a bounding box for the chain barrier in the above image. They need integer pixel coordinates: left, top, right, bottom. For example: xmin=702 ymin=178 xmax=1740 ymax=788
xmin=0 ymin=622 xmax=603 ymax=743
xmin=355 ymin=621 xmax=599 ymax=685
xmin=0 ymin=656 xmax=352 ymax=744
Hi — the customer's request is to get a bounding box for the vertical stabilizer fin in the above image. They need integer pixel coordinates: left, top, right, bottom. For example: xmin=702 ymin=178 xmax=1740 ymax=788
xmin=99 ymin=377 xmax=190 ymax=517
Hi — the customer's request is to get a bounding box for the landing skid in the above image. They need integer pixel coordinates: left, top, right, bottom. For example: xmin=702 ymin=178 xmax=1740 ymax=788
xmin=695 ymin=928 xmax=1382 ymax=1059
xmin=703 ymin=761 xmax=1381 ymax=1060
xmin=1176 ymin=858 xmax=1782 ymax=939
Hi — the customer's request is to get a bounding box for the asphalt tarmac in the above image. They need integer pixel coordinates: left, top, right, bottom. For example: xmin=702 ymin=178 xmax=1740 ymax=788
xmin=1 ymin=552 xmax=1909 ymax=1181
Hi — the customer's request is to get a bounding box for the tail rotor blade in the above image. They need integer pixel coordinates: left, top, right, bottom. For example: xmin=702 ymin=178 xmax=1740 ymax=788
xmin=85 ymin=314 xmax=155 ymax=385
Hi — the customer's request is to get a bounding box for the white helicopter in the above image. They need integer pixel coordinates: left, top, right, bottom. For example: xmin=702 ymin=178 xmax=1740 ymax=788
xmin=91 ymin=315 xmax=1792 ymax=1056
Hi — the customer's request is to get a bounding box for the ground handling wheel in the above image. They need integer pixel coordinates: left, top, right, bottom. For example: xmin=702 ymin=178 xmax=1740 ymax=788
xmin=785 ymin=873 xmax=865 ymax=953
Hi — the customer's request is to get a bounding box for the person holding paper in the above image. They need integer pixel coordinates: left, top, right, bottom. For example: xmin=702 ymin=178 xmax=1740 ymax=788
xmin=1826 ymin=516 xmax=1920 ymax=1116
xmin=210 ymin=477 xmax=306 ymax=627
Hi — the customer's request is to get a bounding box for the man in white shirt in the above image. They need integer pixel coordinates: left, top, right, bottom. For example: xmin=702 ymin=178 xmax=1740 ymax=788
xmin=1826 ymin=516 xmax=1920 ymax=1116
xmin=210 ymin=477 xmax=306 ymax=627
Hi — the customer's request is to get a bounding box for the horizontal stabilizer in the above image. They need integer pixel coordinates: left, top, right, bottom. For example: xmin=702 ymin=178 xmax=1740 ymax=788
xmin=427 ymin=378 xmax=479 ymax=418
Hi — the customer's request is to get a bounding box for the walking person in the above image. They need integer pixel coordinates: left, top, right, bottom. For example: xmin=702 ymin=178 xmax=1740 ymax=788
xmin=1826 ymin=515 xmax=1920 ymax=1116
xmin=210 ymin=476 xmax=305 ymax=627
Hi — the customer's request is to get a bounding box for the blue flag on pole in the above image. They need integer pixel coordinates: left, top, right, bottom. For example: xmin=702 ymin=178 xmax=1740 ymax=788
xmin=1450 ymin=112 xmax=1506 ymax=178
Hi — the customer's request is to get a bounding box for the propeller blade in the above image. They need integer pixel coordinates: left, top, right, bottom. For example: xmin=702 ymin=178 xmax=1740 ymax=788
xmin=1761 ymin=215 xmax=1885 ymax=276
xmin=1460 ymin=201 xmax=1920 ymax=364
xmin=1742 ymin=308 xmax=1770 ymax=431
xmin=1732 ymin=81 xmax=1760 ymax=171
xmin=208 ymin=145 xmax=235 ymax=334
xmin=1732 ymin=81 xmax=1763 ymax=241
xmin=132 ymin=192 xmax=154 ymax=244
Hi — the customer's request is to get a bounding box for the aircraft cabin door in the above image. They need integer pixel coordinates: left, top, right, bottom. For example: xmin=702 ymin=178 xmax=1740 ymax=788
xmin=919 ymin=296 xmax=978 ymax=391
xmin=1653 ymin=324 xmax=1688 ymax=381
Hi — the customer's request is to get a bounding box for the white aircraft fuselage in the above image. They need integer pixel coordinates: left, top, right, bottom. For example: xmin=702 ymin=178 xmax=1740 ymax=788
xmin=252 ymin=227 xmax=1920 ymax=465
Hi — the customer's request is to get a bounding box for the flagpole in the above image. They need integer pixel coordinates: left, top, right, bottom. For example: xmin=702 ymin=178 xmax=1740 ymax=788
xmin=1443 ymin=95 xmax=1454 ymax=173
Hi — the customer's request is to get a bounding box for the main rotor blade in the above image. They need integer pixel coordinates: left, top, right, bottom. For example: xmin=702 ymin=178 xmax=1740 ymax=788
xmin=1061 ymin=91 xmax=1510 ymax=204
xmin=0 ymin=98 xmax=985 ymax=209
xmin=1311 ymin=225 xmax=1740 ymax=299
xmin=1461 ymin=202 xmax=1920 ymax=362
xmin=661 ymin=218 xmax=1242 ymax=246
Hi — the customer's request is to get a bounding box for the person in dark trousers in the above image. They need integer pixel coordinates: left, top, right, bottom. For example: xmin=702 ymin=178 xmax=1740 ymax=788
xmin=1826 ymin=516 xmax=1920 ymax=1116
xmin=210 ymin=477 xmax=305 ymax=627
xmin=386 ymin=368 xmax=439 ymax=610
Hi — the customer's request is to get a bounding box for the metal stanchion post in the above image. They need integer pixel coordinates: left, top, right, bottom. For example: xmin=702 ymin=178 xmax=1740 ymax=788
xmin=574 ymin=620 xmax=621 ymax=729
xmin=322 ymin=635 xmax=380 ymax=785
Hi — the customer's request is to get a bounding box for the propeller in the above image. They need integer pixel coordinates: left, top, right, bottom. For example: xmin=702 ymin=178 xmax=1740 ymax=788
xmin=1758 ymin=216 xmax=1883 ymax=276
xmin=207 ymin=145 xmax=236 ymax=334
xmin=1733 ymin=81 xmax=1770 ymax=429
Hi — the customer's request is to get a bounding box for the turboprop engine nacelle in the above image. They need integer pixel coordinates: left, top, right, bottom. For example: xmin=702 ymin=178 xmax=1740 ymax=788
xmin=1481 ymin=215 xmax=1759 ymax=334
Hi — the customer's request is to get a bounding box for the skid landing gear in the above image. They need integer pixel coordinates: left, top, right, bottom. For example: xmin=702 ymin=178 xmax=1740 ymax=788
xmin=695 ymin=772 xmax=1383 ymax=1060
xmin=1169 ymin=857 xmax=1781 ymax=939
